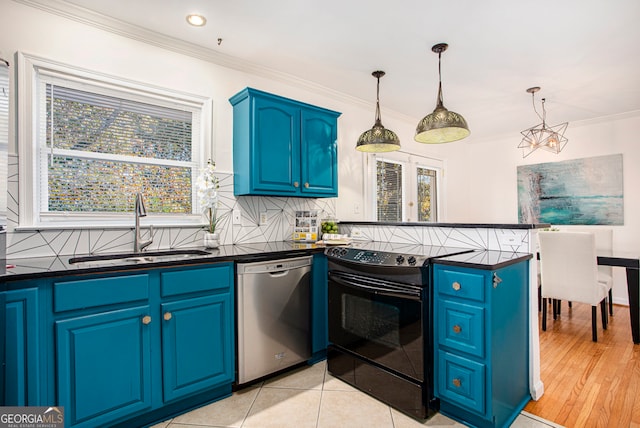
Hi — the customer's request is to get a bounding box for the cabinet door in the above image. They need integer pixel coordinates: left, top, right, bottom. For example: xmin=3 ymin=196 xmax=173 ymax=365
xmin=4 ymin=288 xmax=41 ymax=405
xmin=56 ymin=306 xmax=153 ymax=428
xmin=300 ymin=109 xmax=338 ymax=196
xmin=252 ymin=97 xmax=301 ymax=194
xmin=161 ymin=293 xmax=234 ymax=402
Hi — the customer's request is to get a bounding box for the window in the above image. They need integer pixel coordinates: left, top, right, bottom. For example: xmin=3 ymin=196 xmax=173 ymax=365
xmin=376 ymin=159 xmax=403 ymax=221
xmin=416 ymin=167 xmax=438 ymax=222
xmin=18 ymin=53 xmax=211 ymax=228
xmin=369 ymin=153 xmax=442 ymax=222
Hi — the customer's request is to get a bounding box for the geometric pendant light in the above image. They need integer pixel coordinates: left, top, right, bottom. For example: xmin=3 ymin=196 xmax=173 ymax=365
xmin=356 ymin=70 xmax=401 ymax=152
xmin=415 ymin=43 xmax=470 ymax=144
xmin=518 ymin=86 xmax=568 ymax=158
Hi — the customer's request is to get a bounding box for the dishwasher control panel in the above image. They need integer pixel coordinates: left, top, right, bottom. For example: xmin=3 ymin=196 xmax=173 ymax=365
xmin=236 ymin=256 xmax=312 ymax=275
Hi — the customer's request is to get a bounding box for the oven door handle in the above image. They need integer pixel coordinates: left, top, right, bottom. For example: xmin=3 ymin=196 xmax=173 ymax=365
xmin=328 ymin=271 xmax=422 ymax=300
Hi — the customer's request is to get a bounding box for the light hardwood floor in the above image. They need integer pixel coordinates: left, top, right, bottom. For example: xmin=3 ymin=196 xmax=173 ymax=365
xmin=524 ymin=302 xmax=640 ymax=427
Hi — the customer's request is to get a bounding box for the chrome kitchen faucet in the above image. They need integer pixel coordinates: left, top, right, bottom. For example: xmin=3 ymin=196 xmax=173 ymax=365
xmin=134 ymin=192 xmax=154 ymax=252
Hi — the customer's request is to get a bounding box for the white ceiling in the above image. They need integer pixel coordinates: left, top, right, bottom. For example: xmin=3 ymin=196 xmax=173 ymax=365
xmin=38 ymin=0 xmax=640 ymax=141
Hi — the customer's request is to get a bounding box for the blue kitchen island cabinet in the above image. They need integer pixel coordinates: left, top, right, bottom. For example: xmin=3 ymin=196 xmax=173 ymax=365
xmin=50 ymin=263 xmax=234 ymax=428
xmin=433 ymin=259 xmax=530 ymax=428
xmin=229 ymin=87 xmax=341 ymax=197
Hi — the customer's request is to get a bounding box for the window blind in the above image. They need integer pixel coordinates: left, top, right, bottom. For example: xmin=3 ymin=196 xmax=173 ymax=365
xmin=40 ymin=79 xmax=199 ymax=215
xmin=376 ymin=159 xmax=403 ymax=221
xmin=0 ymin=62 xmax=8 ymax=225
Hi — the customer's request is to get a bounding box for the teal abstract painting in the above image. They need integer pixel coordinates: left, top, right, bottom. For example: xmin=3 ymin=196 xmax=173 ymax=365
xmin=517 ymin=154 xmax=623 ymax=225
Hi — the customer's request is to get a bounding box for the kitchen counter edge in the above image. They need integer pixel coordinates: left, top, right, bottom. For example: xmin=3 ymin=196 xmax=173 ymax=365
xmin=433 ymin=250 xmax=533 ymax=270
xmin=339 ymin=221 xmax=550 ymax=230
xmin=1 ymin=243 xmax=326 ymax=284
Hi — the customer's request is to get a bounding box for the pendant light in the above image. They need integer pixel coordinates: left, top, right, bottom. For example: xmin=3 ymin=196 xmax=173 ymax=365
xmin=415 ymin=43 xmax=470 ymax=144
xmin=518 ymin=86 xmax=568 ymax=158
xmin=356 ymin=70 xmax=401 ymax=153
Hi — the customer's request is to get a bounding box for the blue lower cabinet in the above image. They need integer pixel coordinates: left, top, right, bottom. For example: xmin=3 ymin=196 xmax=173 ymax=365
xmin=161 ymin=294 xmax=234 ymax=402
xmin=56 ymin=306 xmax=153 ymax=427
xmin=433 ymin=261 xmax=530 ymax=428
xmin=49 ymin=262 xmax=234 ymax=427
xmin=3 ymin=288 xmax=41 ymax=405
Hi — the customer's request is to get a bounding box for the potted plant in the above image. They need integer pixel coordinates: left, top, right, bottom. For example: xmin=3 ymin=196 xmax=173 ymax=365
xmin=196 ymin=159 xmax=225 ymax=248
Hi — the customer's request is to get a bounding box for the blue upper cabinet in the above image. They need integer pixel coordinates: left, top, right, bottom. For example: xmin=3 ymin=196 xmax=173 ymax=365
xmin=230 ymin=88 xmax=341 ymax=197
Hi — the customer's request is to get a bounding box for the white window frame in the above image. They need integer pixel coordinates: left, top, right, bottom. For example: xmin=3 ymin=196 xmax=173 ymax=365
xmin=17 ymin=52 xmax=212 ymax=229
xmin=366 ymin=151 xmax=444 ymax=222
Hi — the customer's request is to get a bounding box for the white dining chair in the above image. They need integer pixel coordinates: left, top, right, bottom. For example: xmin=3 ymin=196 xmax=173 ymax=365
xmin=538 ymin=231 xmax=613 ymax=342
xmin=570 ymin=227 xmax=614 ymax=316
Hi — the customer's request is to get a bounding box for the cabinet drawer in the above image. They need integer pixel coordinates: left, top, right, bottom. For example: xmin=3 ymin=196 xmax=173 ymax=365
xmin=161 ymin=264 xmax=232 ymax=297
xmin=437 ymin=269 xmax=485 ymax=302
xmin=54 ymin=274 xmax=150 ymax=313
xmin=438 ymin=300 xmax=485 ymax=358
xmin=437 ymin=350 xmax=485 ymax=415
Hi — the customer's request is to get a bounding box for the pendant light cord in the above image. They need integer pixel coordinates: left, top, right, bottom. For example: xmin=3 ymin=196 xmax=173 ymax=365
xmin=530 ymin=92 xmax=547 ymax=127
xmin=375 ymin=75 xmax=382 ymax=123
xmin=436 ymin=50 xmax=444 ymax=107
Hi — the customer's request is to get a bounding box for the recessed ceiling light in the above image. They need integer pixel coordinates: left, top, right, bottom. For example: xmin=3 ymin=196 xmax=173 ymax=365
xmin=186 ymin=14 xmax=207 ymax=27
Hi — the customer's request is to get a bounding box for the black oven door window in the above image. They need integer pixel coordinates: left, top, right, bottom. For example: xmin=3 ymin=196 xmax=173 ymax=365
xmin=328 ymin=272 xmax=424 ymax=382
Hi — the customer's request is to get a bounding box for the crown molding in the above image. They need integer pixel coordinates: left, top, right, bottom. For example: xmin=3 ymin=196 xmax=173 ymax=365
xmin=13 ymin=0 xmax=417 ymax=124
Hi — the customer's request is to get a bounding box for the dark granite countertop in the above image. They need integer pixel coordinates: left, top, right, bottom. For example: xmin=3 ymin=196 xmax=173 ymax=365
xmin=1 ymin=241 xmax=325 ymax=282
xmin=432 ymin=250 xmax=533 ymax=270
xmin=2 ymin=239 xmax=535 ymax=284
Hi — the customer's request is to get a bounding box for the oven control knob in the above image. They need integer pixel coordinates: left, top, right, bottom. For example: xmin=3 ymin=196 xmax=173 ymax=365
xmin=396 ymin=255 xmax=405 ymax=265
xmin=338 ymin=248 xmax=349 ymax=256
xmin=407 ymin=256 xmax=417 ymax=265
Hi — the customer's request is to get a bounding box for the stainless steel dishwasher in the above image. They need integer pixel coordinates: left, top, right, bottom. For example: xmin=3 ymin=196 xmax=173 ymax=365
xmin=236 ymin=256 xmax=312 ymax=384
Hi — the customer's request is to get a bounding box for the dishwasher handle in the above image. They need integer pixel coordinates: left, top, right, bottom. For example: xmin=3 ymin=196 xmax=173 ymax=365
xmin=269 ymin=269 xmax=291 ymax=278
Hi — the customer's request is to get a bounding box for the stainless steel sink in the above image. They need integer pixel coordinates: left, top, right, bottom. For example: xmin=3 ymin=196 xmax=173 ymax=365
xmin=69 ymin=249 xmax=211 ymax=266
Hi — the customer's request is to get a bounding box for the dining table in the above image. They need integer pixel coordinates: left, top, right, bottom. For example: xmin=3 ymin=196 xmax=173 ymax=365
xmin=598 ymin=251 xmax=640 ymax=344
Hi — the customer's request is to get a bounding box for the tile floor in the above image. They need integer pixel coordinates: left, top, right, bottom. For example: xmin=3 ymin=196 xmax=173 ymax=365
xmin=151 ymin=360 xmax=562 ymax=428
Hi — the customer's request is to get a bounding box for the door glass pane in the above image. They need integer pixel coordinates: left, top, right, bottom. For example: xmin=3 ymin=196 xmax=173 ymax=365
xmin=377 ymin=160 xmax=402 ymax=221
xmin=417 ymin=167 xmax=437 ymax=222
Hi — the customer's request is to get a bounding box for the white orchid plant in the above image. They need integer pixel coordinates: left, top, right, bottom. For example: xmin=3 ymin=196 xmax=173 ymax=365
xmin=196 ymin=159 xmax=225 ymax=234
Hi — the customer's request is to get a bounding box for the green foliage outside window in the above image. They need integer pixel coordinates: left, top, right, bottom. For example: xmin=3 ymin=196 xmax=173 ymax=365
xmin=45 ymin=84 xmax=194 ymax=214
